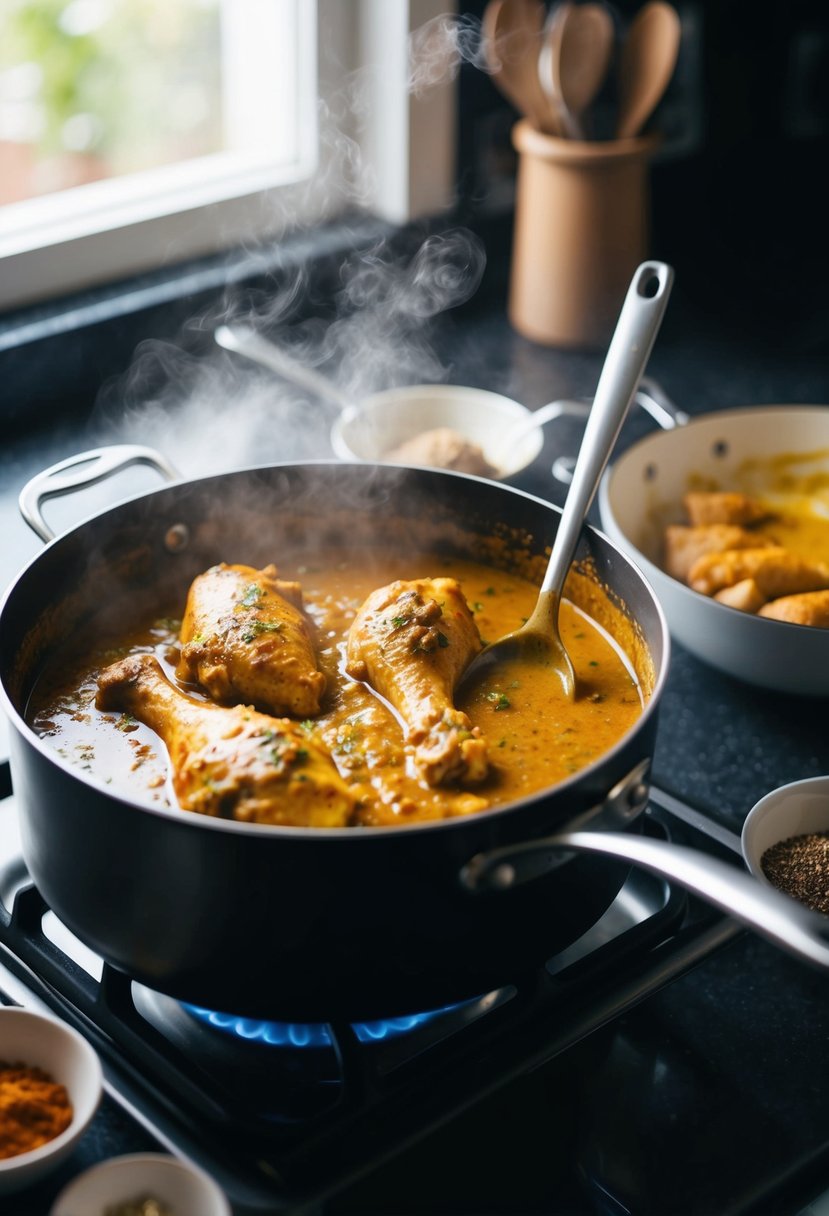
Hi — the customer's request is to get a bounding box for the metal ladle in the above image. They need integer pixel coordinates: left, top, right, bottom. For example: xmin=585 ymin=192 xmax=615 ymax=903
xmin=215 ymin=324 xmax=353 ymax=412
xmin=217 ymin=322 xmax=568 ymax=479
xmin=458 ymin=260 xmax=674 ymax=701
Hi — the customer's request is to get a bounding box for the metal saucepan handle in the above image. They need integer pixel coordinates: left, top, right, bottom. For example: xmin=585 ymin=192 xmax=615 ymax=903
xmin=460 ymin=822 xmax=829 ymax=972
xmin=19 ymin=444 xmax=180 ymax=543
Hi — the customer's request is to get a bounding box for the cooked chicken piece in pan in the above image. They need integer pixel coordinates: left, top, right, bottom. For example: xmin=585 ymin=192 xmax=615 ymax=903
xmin=687 ymin=548 xmax=829 ymax=599
xmin=758 ymin=589 xmax=829 ymax=627
xmin=97 ymin=654 xmax=354 ymax=826
xmin=176 ymin=562 xmax=325 ymax=717
xmin=663 ymin=524 xmax=776 ymax=583
xmin=345 ymin=577 xmax=490 ymax=787
xmin=713 ymin=578 xmax=768 ymax=613
xmin=683 ymin=491 xmax=771 ymax=528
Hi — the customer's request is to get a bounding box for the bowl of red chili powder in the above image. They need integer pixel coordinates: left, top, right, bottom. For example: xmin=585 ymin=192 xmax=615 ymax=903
xmin=742 ymin=776 xmax=829 ymax=915
xmin=0 ymin=1006 xmax=102 ymax=1193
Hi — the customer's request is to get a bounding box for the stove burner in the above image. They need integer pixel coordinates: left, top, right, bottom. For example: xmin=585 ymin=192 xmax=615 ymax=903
xmin=183 ymin=999 xmax=473 ymax=1048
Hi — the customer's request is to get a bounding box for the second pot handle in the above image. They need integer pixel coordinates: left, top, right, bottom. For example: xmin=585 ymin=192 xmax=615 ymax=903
xmin=19 ymin=445 xmax=180 ymax=543
xmin=551 ymin=377 xmax=689 ymax=485
xmin=460 ymin=819 xmax=829 ymax=973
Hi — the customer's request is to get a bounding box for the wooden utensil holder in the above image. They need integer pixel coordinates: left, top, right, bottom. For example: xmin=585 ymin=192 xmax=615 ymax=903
xmin=508 ymin=121 xmax=660 ymax=349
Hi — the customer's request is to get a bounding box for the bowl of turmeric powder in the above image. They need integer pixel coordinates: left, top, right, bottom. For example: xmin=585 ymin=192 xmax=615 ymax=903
xmin=0 ymin=1007 xmax=102 ymax=1193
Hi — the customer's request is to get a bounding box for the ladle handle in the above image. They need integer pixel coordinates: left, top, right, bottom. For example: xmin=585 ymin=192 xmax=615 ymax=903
xmin=461 ymin=827 xmax=829 ymax=972
xmin=215 ymin=324 xmax=353 ymax=412
xmin=540 ymin=261 xmax=674 ymax=597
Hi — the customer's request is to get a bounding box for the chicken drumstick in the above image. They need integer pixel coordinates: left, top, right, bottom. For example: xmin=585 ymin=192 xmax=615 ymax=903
xmin=97 ymin=654 xmax=354 ymax=826
xmin=345 ymin=577 xmax=490 ymax=787
xmin=176 ymin=562 xmax=325 ymax=717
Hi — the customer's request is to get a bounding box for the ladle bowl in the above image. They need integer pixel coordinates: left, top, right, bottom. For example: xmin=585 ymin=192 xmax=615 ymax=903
xmin=459 ymin=260 xmax=674 ymax=698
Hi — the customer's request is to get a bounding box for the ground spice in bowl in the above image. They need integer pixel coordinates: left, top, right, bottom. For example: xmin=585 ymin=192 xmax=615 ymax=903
xmin=105 ymin=1198 xmax=173 ymax=1216
xmin=0 ymin=1059 xmax=73 ymax=1159
xmin=761 ymin=832 xmax=829 ymax=915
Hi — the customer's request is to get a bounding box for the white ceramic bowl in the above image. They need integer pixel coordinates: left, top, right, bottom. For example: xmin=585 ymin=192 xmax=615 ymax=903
xmin=742 ymin=776 xmax=829 ymax=886
xmin=330 ymin=384 xmax=555 ymax=478
xmin=0 ymin=1007 xmax=102 ymax=1194
xmin=50 ymin=1152 xmax=232 ymax=1216
xmin=599 ymin=405 xmax=829 ymax=695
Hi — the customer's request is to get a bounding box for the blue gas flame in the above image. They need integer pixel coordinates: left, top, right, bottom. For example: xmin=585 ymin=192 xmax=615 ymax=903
xmin=183 ymin=1002 xmax=467 ymax=1048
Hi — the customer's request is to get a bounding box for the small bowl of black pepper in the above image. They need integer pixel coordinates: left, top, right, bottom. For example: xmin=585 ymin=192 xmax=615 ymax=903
xmin=742 ymin=776 xmax=829 ymax=915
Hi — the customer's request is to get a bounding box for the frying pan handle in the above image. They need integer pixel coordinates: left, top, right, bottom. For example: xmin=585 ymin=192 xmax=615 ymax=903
xmin=19 ymin=444 xmax=180 ymax=542
xmin=551 ymin=377 xmax=689 ymax=485
xmin=636 ymin=376 xmax=690 ymax=431
xmin=460 ymin=810 xmax=829 ymax=973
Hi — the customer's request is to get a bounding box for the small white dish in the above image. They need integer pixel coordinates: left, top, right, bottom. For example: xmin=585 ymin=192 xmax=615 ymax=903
xmin=50 ymin=1151 xmax=231 ymax=1216
xmin=330 ymin=384 xmax=558 ymax=478
xmin=742 ymin=775 xmax=829 ymax=884
xmin=0 ymin=1007 xmax=102 ymax=1194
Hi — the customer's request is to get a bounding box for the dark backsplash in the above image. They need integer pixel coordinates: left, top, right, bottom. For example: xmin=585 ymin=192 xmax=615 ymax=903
xmin=456 ymin=0 xmax=829 ymax=343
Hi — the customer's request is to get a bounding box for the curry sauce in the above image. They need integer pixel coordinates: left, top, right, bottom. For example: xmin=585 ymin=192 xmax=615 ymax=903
xmin=27 ymin=552 xmax=645 ymax=827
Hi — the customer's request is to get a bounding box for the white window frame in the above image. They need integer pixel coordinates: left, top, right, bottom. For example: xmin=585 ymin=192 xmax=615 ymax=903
xmin=0 ymin=0 xmax=457 ymax=313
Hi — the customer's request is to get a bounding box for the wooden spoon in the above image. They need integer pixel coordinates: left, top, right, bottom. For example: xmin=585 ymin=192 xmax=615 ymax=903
xmin=540 ymin=2 xmax=615 ymax=139
xmin=458 ymin=261 xmax=673 ymax=701
xmin=482 ymin=0 xmax=557 ymax=133
xmin=615 ymin=1 xmax=681 ymax=139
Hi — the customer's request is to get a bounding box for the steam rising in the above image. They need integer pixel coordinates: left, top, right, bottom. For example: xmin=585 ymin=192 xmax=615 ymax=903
xmin=96 ymin=13 xmax=493 ymax=479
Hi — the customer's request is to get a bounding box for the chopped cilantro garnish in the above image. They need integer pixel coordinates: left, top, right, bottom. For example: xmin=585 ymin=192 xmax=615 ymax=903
xmin=241 ymin=620 xmax=282 ymax=642
xmin=486 ymin=691 xmax=511 ymax=710
xmin=240 ymin=584 xmax=264 ymax=607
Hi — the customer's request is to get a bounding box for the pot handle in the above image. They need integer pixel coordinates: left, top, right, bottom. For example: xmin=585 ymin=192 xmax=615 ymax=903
xmin=460 ymin=816 xmax=829 ymax=973
xmin=19 ymin=444 xmax=180 ymax=543
xmin=551 ymin=377 xmax=690 ymax=485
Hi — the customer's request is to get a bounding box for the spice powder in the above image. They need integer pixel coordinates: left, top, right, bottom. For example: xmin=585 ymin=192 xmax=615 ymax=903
xmin=0 ymin=1060 xmax=73 ymax=1159
xmin=761 ymin=831 xmax=829 ymax=915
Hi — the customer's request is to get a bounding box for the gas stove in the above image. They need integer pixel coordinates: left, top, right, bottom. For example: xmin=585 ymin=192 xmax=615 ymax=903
xmin=0 ymin=778 xmax=744 ymax=1214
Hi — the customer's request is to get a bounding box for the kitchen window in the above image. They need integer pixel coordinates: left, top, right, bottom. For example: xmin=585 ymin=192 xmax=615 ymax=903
xmin=0 ymin=0 xmax=457 ymax=312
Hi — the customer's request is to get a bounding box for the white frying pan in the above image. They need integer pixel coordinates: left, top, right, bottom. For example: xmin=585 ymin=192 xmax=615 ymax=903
xmin=598 ymin=403 xmax=829 ymax=695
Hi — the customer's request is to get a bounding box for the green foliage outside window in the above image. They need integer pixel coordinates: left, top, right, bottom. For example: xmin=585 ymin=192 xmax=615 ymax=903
xmin=0 ymin=0 xmax=222 ymax=175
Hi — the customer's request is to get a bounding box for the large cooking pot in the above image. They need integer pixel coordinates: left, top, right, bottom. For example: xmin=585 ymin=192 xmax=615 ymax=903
xmin=1 ymin=449 xmax=666 ymax=1019
xmin=3 ymin=449 xmax=829 ymax=1023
